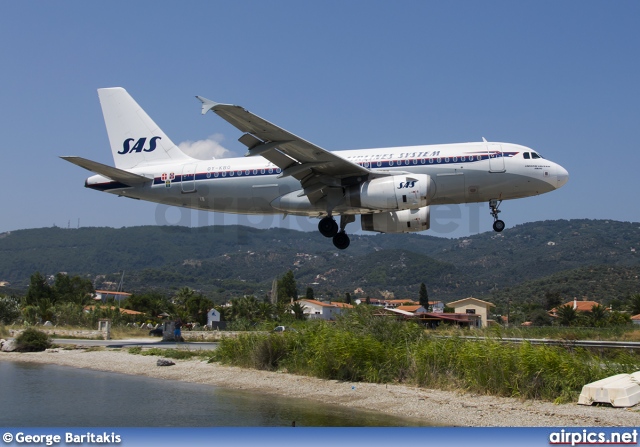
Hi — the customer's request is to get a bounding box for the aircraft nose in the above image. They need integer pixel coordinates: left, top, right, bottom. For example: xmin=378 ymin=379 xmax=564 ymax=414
xmin=556 ymin=165 xmax=569 ymax=188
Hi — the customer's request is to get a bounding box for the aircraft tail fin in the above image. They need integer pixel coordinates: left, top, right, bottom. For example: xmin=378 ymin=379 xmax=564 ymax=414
xmin=98 ymin=87 xmax=194 ymax=169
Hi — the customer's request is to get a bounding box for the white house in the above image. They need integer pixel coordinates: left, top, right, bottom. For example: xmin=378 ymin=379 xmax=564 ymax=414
xmin=298 ymin=299 xmax=343 ymax=320
xmin=446 ymin=297 xmax=495 ymax=328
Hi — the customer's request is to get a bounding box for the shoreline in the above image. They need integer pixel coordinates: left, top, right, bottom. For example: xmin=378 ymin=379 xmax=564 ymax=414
xmin=1 ymin=348 xmax=639 ymax=426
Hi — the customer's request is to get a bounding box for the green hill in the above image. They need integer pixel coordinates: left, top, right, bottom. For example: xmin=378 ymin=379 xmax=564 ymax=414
xmin=0 ymin=219 xmax=638 ymax=305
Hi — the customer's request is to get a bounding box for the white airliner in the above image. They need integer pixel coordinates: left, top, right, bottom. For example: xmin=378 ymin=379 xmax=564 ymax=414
xmin=62 ymin=88 xmax=569 ymax=249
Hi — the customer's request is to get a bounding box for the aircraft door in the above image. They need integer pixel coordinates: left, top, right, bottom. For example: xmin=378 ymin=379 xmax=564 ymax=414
xmin=181 ymin=163 xmax=197 ymax=193
xmin=488 ymin=144 xmax=505 ymax=173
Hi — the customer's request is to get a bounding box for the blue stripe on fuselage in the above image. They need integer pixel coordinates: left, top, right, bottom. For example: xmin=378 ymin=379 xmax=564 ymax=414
xmin=151 ymin=152 xmax=519 ymax=185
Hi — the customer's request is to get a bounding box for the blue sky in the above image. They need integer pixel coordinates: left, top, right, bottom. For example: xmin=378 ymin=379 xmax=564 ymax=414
xmin=1 ymin=1 xmax=638 ymax=238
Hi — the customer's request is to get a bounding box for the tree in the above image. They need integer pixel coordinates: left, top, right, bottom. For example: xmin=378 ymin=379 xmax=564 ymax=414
xmin=608 ymin=311 xmax=632 ymax=326
xmin=544 ymin=291 xmax=562 ymax=311
xmin=24 ymin=272 xmax=53 ymax=307
xmin=52 ymin=273 xmax=94 ymax=305
xmin=124 ymin=292 xmax=173 ymax=318
xmin=588 ymin=304 xmax=608 ymax=328
xmin=344 ymin=292 xmax=352 ymax=305
xmin=54 ymin=302 xmax=86 ymax=326
xmin=305 ymin=287 xmax=314 ymax=300
xmin=528 ymin=308 xmax=552 ymax=326
xmin=173 ymin=287 xmax=195 ymax=307
xmin=290 ymin=301 xmax=307 ymax=320
xmin=556 ymin=304 xmax=578 ymax=326
xmin=419 ymin=283 xmax=429 ymax=309
xmin=185 ymin=294 xmax=214 ymax=325
xmin=256 ymin=302 xmax=274 ymax=321
xmin=0 ymin=296 xmax=20 ymax=324
xmin=629 ymin=294 xmax=640 ymax=316
xmin=277 ymin=271 xmax=298 ymax=303
xmin=229 ymin=295 xmax=260 ymax=321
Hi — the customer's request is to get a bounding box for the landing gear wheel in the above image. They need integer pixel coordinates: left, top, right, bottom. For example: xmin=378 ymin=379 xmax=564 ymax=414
xmin=333 ymin=231 xmax=350 ymax=250
xmin=489 ymin=199 xmax=505 ymax=233
xmin=318 ymin=217 xmax=339 ymax=238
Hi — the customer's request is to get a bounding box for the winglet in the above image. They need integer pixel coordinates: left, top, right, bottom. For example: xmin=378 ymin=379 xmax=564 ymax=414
xmin=196 ymin=96 xmax=220 ymax=115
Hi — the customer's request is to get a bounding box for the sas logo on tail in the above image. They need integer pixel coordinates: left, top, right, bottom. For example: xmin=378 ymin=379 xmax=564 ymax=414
xmin=397 ymin=180 xmax=417 ymax=189
xmin=118 ymin=137 xmax=161 ymax=155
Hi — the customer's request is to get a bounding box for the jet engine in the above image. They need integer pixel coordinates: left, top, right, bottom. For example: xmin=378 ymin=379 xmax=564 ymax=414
xmin=345 ymin=174 xmax=431 ymax=211
xmin=361 ymin=206 xmax=430 ymax=233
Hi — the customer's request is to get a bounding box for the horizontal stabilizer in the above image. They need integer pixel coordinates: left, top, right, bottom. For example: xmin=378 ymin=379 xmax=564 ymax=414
xmin=61 ymin=156 xmax=150 ymax=185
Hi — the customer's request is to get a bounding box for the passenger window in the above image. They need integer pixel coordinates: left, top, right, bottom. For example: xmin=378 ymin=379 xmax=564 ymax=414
xmin=523 ymin=153 xmax=530 ymax=159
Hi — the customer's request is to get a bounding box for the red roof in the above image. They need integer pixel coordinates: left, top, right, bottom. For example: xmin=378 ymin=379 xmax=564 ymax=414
xmin=560 ymin=300 xmax=602 ymax=312
xmin=299 ymin=299 xmax=338 ymax=308
xmin=396 ymin=305 xmax=424 ymax=313
xmin=330 ymin=302 xmax=354 ymax=308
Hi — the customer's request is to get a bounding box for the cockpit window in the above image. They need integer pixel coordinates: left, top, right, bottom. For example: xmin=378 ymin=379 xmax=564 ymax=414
xmin=531 ymin=152 xmax=541 ymax=159
xmin=523 ymin=152 xmax=530 ymax=159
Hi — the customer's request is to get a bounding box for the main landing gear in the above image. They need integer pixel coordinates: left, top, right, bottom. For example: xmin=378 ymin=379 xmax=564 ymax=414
xmin=489 ymin=199 xmax=505 ymax=232
xmin=318 ymin=215 xmax=354 ymax=250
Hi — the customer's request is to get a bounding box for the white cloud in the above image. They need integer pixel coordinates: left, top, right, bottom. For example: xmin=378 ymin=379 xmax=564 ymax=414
xmin=178 ymin=133 xmax=238 ymax=159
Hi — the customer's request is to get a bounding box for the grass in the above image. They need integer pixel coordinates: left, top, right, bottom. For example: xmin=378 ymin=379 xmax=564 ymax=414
xmin=127 ymin=346 xmax=216 ymax=361
xmin=432 ymin=325 xmax=638 ymax=341
xmin=212 ymin=308 xmax=640 ymax=403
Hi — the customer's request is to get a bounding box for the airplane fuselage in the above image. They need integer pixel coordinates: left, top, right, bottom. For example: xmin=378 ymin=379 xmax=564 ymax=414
xmin=65 ymin=87 xmax=568 ymax=249
xmin=87 ymin=142 xmax=567 ymax=216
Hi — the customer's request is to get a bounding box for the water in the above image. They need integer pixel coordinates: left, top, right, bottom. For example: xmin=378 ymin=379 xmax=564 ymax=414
xmin=0 ymin=361 xmax=428 ymax=427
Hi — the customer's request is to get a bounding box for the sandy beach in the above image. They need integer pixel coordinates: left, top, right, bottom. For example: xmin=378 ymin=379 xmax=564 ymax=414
xmin=2 ymin=347 xmax=639 ymax=427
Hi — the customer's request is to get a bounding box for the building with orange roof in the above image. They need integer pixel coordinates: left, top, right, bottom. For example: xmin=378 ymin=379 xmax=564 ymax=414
xmin=330 ymin=302 xmax=354 ymax=309
xmin=396 ymin=305 xmax=427 ymax=314
xmin=549 ymin=299 xmax=607 ymax=318
xmin=298 ymin=299 xmax=344 ymax=320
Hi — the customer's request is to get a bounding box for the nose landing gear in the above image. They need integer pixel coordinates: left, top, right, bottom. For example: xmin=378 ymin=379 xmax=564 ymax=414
xmin=489 ymin=199 xmax=505 ymax=232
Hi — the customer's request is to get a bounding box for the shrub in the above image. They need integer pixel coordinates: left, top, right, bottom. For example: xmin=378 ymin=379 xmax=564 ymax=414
xmin=15 ymin=328 xmax=51 ymax=352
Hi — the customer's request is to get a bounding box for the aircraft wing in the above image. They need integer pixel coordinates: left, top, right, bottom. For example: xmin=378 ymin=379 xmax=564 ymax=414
xmin=197 ymin=97 xmax=371 ymax=195
xmin=61 ymin=156 xmax=150 ymax=185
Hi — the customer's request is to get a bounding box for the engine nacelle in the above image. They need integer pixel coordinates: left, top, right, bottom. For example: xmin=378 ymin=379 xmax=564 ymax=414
xmin=345 ymin=174 xmax=431 ymax=211
xmin=361 ymin=206 xmax=430 ymax=233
